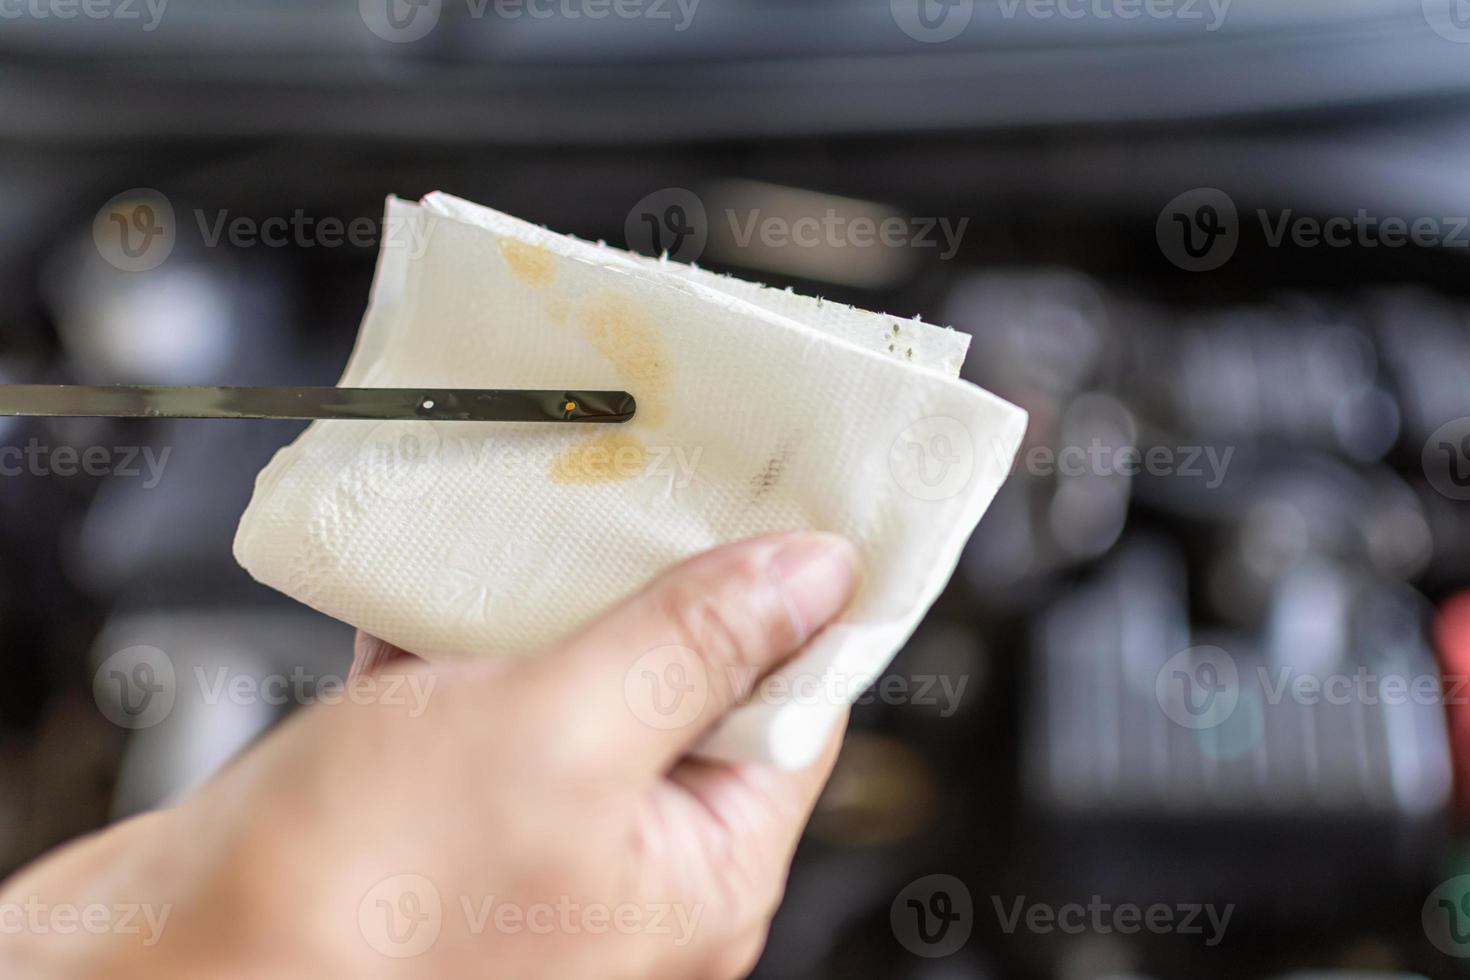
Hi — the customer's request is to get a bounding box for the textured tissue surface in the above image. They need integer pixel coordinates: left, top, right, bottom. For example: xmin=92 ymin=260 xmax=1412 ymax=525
xmin=234 ymin=193 xmax=1026 ymax=767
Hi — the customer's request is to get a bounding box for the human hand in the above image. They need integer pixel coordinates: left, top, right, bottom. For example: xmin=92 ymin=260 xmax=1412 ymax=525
xmin=1 ymin=531 xmax=858 ymax=979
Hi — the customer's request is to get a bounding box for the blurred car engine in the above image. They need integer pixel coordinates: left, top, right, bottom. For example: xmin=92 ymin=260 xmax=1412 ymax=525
xmin=1 ymin=2 xmax=1469 ymax=977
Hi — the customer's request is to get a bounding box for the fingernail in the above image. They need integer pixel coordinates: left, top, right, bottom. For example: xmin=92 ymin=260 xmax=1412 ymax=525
xmin=768 ymin=533 xmax=858 ymax=641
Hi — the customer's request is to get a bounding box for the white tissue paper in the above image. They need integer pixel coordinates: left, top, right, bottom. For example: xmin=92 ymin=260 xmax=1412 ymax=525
xmin=233 ymin=192 xmax=1026 ymax=769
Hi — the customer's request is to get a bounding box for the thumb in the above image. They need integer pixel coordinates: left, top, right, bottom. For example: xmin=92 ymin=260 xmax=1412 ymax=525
xmin=511 ymin=531 xmax=859 ymax=781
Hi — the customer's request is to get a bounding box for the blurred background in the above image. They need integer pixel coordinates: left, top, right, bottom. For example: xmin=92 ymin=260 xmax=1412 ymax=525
xmin=3 ymin=0 xmax=1470 ymax=976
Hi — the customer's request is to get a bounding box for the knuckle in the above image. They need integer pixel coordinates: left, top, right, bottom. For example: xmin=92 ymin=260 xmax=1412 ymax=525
xmin=641 ymin=545 xmax=808 ymax=714
xmin=662 ymin=579 xmax=759 ymax=683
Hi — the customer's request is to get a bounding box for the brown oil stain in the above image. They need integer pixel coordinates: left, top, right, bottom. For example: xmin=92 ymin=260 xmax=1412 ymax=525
xmin=498 ymin=238 xmax=556 ymax=288
xmin=549 ymin=291 xmax=670 ymax=484
xmin=749 ymin=443 xmax=791 ymax=499
xmin=549 ymin=431 xmax=649 ymax=485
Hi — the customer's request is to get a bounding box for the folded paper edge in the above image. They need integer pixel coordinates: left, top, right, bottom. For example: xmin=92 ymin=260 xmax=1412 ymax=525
xmin=419 ymin=191 xmax=972 ymax=379
xmin=693 ymin=395 xmax=1028 ymax=768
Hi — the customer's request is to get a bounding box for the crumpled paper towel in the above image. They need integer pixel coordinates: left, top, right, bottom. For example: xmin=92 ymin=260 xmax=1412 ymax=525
xmin=233 ymin=192 xmax=1026 ymax=768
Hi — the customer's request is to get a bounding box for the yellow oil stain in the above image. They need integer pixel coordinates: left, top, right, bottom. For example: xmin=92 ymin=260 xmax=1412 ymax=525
xmin=498 ymin=238 xmax=556 ymax=288
xmin=549 ymin=432 xmax=649 ymax=485
xmin=544 ymin=297 xmax=569 ymax=323
xmin=576 ymin=292 xmax=668 ymax=426
xmin=548 ymin=291 xmax=670 ymax=484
